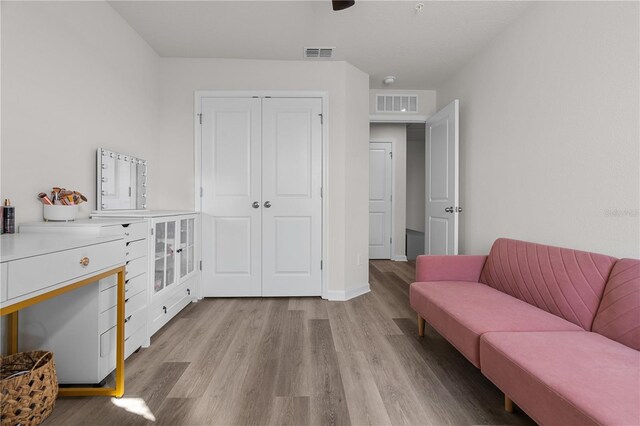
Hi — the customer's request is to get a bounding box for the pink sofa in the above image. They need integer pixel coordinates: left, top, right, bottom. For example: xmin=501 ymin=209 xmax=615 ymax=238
xmin=410 ymin=238 xmax=640 ymax=425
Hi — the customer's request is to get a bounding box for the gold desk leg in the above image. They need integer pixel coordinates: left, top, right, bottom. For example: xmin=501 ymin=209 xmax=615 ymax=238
xmin=7 ymin=312 xmax=19 ymax=354
xmin=114 ymin=267 xmax=126 ymax=397
xmin=58 ymin=266 xmax=126 ymax=398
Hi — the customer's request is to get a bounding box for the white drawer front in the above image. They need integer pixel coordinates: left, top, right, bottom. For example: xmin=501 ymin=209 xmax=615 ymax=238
xmin=7 ymin=239 xmax=124 ymax=300
xmin=99 ymin=289 xmax=146 ymax=333
xmin=1 ymin=263 xmax=7 ymax=303
xmin=125 ymin=307 xmax=146 ymax=340
xmin=125 ymin=325 xmax=146 ymax=359
xmin=125 ymin=290 xmax=146 ymax=317
xmin=125 ymin=256 xmax=147 ymax=280
xmin=125 ymin=273 xmax=146 ymax=298
xmin=99 ymin=305 xmax=117 ymax=334
xmin=125 ymin=239 xmax=147 ymax=261
xmin=99 ymin=274 xmax=117 ymax=292
xmin=123 ymin=223 xmax=147 ymax=243
xmin=99 ymin=285 xmax=117 ymax=313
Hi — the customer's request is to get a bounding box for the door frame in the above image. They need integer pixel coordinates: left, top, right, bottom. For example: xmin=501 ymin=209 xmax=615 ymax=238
xmin=369 ymin=139 xmax=395 ymax=260
xmin=195 ymin=90 xmax=329 ymax=299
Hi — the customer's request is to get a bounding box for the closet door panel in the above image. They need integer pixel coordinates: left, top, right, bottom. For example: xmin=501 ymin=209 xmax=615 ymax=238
xmin=261 ymin=98 xmax=323 ymax=296
xmin=201 ymin=97 xmax=262 ymax=297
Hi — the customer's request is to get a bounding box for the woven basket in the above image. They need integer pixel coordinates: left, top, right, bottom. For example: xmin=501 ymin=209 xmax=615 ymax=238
xmin=0 ymin=351 xmax=58 ymax=426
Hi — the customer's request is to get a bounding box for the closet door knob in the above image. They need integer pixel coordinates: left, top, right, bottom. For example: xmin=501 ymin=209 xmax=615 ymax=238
xmin=444 ymin=207 xmax=454 ymax=213
xmin=252 ymin=201 xmax=260 ymax=209
xmin=79 ymin=257 xmax=90 ymax=267
xmin=264 ymin=201 xmax=272 ymax=208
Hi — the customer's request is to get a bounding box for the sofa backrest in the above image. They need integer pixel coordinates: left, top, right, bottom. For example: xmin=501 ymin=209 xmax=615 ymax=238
xmin=479 ymin=238 xmax=617 ymax=330
xmin=592 ymin=258 xmax=640 ymax=350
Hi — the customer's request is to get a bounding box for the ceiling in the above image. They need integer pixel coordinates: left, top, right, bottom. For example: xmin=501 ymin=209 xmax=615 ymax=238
xmin=109 ymin=1 xmax=532 ymax=89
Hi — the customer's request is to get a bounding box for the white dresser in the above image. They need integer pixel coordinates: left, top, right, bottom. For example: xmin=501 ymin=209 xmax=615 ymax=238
xmin=1 ymin=233 xmax=127 ymax=391
xmin=19 ymin=218 xmax=150 ymax=384
xmin=91 ymin=211 xmax=200 ymax=337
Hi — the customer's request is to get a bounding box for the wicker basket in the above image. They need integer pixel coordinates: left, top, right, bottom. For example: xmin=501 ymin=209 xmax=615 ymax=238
xmin=0 ymin=351 xmax=58 ymax=426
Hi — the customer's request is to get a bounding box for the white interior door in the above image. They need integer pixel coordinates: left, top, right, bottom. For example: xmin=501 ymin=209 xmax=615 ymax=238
xmin=369 ymin=142 xmax=393 ymax=259
xmin=201 ymin=97 xmax=262 ymax=296
xmin=425 ymin=100 xmax=459 ymax=255
xmin=261 ymin=98 xmax=323 ymax=296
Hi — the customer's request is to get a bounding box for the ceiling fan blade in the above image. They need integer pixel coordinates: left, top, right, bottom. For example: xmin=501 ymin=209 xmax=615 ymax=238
xmin=332 ymin=0 xmax=355 ymax=11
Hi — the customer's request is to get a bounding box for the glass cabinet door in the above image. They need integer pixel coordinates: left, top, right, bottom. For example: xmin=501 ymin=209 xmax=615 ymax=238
xmin=179 ymin=217 xmax=196 ymax=279
xmin=154 ymin=220 xmax=177 ymax=294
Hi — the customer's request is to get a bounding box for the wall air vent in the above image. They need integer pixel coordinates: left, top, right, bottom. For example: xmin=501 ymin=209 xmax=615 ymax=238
xmin=376 ymin=94 xmax=419 ymax=113
xmin=304 ymin=47 xmax=335 ymax=59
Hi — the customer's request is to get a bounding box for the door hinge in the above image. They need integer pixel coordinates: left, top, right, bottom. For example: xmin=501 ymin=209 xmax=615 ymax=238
xmin=320 ymin=260 xmax=323 ymax=270
xmin=390 ymin=194 xmax=393 ymax=202
xmin=320 ymin=187 xmax=323 ymax=198
xmin=198 ymin=113 xmax=202 ymax=125
xmin=390 ymin=237 xmax=392 ymax=244
xmin=199 ymin=260 xmax=203 ymax=271
xmin=200 ymin=187 xmax=203 ymax=197
xmin=390 ymin=151 xmax=393 ymax=159
xmin=318 ymin=113 xmax=323 ymax=124
xmin=150 ymin=227 xmax=154 ymax=236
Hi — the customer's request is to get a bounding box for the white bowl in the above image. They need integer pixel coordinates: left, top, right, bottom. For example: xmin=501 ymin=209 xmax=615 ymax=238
xmin=43 ymin=204 xmax=78 ymax=221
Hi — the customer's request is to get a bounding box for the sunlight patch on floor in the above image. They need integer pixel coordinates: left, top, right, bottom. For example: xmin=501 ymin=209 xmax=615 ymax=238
xmin=110 ymin=397 xmax=156 ymax=421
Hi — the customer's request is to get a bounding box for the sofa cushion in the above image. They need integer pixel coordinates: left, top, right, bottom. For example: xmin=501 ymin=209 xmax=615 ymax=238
xmin=480 ymin=331 xmax=640 ymax=426
xmin=410 ymin=281 xmax=582 ymax=367
xmin=479 ymin=238 xmax=618 ymax=330
xmin=592 ymin=258 xmax=640 ymax=350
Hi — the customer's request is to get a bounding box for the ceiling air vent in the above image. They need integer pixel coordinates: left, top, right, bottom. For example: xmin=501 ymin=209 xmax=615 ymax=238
xmin=304 ymin=47 xmax=335 ymax=59
xmin=376 ymin=94 xmax=419 ymax=113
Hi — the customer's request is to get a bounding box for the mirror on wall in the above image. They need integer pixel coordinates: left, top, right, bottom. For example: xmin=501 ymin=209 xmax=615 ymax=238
xmin=96 ymin=148 xmax=147 ymax=211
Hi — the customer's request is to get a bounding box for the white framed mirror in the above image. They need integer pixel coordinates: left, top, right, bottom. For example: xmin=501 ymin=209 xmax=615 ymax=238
xmin=96 ymin=148 xmax=147 ymax=211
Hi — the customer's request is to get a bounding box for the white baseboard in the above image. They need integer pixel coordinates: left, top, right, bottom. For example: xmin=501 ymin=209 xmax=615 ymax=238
xmin=325 ymin=283 xmax=370 ymax=301
xmin=393 ymin=255 xmax=408 ymax=262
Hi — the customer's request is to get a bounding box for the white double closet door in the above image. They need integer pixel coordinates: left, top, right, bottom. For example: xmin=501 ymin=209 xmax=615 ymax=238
xmin=201 ymin=97 xmax=322 ymax=297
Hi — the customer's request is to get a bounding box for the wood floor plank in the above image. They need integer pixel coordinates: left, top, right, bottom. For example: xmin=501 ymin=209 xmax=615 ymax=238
xmin=337 ymin=351 xmax=392 ymax=426
xmin=308 ymin=319 xmax=351 ymax=426
xmin=268 ymin=396 xmax=310 ymax=426
xmin=274 ymin=310 xmax=310 ymax=397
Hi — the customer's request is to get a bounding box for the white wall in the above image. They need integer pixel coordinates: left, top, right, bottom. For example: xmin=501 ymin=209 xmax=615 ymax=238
xmin=1 ymin=1 xmax=161 ymax=223
xmin=369 ymin=89 xmax=436 ymax=117
xmin=158 ymin=58 xmax=370 ymax=295
xmin=370 ymin=124 xmax=407 ymax=260
xmin=437 ymin=1 xmax=640 ymax=258
xmin=344 ymin=63 xmax=372 ymax=294
xmin=406 ymin=126 xmax=426 ymax=232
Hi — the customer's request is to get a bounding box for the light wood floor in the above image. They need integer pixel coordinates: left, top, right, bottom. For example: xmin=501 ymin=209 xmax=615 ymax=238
xmin=46 ymin=260 xmax=535 ymax=426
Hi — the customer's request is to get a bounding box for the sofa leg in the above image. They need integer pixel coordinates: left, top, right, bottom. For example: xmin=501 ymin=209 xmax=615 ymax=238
xmin=417 ymin=314 xmax=425 ymax=337
xmin=504 ymin=395 xmax=514 ymax=413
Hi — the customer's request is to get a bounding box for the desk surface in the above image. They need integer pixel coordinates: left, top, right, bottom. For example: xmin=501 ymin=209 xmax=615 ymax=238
xmin=1 ymin=233 xmax=123 ymax=263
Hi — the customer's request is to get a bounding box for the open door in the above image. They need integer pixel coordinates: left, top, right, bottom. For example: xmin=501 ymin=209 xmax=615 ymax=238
xmin=425 ymin=100 xmax=460 ymax=255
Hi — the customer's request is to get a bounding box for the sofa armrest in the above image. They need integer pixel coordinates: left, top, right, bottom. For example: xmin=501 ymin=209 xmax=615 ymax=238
xmin=415 ymin=255 xmax=488 ymax=282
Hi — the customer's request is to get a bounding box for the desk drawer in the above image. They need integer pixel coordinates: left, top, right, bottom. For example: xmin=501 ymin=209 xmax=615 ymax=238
xmin=99 ymin=289 xmax=147 ymax=333
xmin=125 ymin=273 xmax=146 ymax=298
xmin=125 ymin=239 xmax=147 ymax=261
xmin=123 ymin=223 xmax=147 ymax=243
xmin=7 ymin=239 xmax=124 ymax=300
xmin=125 ymin=256 xmax=147 ymax=280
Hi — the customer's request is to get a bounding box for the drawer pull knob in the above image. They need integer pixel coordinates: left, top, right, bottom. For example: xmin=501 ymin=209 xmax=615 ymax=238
xmin=125 ymin=232 xmax=130 ymax=236
xmin=163 ymin=306 xmax=167 ymax=314
xmin=125 ymin=315 xmax=132 ymax=323
xmin=187 ymin=289 xmax=191 ymax=295
xmin=79 ymin=257 xmax=90 ymax=267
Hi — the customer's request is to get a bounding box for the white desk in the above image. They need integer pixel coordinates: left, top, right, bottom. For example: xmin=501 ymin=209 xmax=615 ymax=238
xmin=0 ymin=233 xmax=127 ymax=397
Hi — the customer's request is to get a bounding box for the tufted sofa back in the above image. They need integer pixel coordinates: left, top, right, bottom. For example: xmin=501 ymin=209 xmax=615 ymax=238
xmin=592 ymin=258 xmax=640 ymax=350
xmin=479 ymin=238 xmax=618 ymax=330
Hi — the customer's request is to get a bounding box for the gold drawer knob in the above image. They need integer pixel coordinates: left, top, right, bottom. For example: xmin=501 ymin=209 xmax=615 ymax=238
xmin=79 ymin=257 xmax=90 ymax=267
